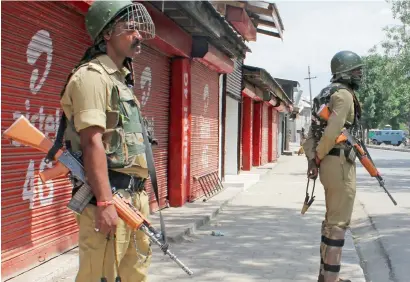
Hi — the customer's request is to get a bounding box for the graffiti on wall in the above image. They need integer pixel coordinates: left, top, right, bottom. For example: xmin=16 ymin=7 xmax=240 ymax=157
xmin=201 ymin=84 xmax=210 ymax=168
xmin=11 ymin=30 xmax=58 ymax=209
xmin=139 ymin=66 xmax=157 ymax=141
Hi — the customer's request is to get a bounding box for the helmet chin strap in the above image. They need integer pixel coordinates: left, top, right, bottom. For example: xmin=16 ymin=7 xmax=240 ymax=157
xmin=331 ymin=71 xmax=362 ymax=90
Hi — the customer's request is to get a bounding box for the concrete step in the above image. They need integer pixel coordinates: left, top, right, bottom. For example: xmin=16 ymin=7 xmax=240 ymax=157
xmin=224 ymin=173 xmax=261 ymax=183
xmin=221 ymin=182 xmax=244 ymax=188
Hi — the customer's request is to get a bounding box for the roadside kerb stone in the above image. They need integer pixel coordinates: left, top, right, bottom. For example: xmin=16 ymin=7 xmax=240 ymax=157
xmin=366 ymin=145 xmax=410 ymax=153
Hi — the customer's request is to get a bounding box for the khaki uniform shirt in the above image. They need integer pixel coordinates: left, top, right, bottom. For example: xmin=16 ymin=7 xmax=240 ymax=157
xmin=303 ymin=88 xmax=355 ymax=160
xmin=60 ymin=54 xmax=149 ymax=178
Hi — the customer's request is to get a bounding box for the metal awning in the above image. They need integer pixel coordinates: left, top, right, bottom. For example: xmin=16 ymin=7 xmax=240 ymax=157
xmin=149 ymin=1 xmax=250 ymax=58
xmin=274 ymin=78 xmax=300 ymax=103
xmin=242 ymin=65 xmax=291 ymax=104
xmin=211 ymin=1 xmax=284 ymax=40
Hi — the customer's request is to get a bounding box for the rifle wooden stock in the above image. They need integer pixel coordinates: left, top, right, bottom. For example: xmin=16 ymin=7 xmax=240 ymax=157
xmin=39 ymin=162 xmax=70 ymax=183
xmin=335 ymin=134 xmax=347 ymax=144
xmin=3 ymin=116 xmax=63 ymax=159
xmin=113 ymin=193 xmax=146 ymax=230
xmin=317 ymin=105 xmax=348 ymax=144
xmin=358 ymin=155 xmax=379 ymax=177
xmin=3 ymin=116 xmax=68 ymax=183
xmin=317 ymin=104 xmax=331 ymax=120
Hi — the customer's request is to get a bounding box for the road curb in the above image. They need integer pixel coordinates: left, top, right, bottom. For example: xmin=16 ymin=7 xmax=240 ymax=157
xmin=366 ymin=145 xmax=410 ymax=153
xmin=350 ymin=198 xmax=397 ymax=282
xmin=167 ymin=185 xmax=247 ymax=243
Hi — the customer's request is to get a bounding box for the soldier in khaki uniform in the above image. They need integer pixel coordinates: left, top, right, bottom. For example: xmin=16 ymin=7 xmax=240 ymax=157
xmin=59 ymin=1 xmax=156 ymax=281
xmin=303 ymin=51 xmax=364 ymax=282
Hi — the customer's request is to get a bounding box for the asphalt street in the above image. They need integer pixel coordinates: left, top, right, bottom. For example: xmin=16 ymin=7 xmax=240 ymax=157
xmin=351 ymin=148 xmax=410 ymax=282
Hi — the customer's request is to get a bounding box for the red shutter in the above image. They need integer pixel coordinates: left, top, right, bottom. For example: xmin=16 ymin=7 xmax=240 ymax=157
xmin=132 ymin=46 xmax=170 ymax=210
xmin=190 ymin=61 xmax=219 ymax=201
xmin=261 ymin=103 xmax=269 ymax=165
xmin=240 ymin=101 xmax=243 ymax=170
xmin=272 ymin=108 xmax=279 ymax=162
xmin=241 ymin=96 xmax=254 ymax=171
xmin=1 ymin=2 xmax=90 ymax=278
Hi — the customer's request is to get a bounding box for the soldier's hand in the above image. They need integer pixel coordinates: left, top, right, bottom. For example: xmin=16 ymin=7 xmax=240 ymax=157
xmin=307 ymin=159 xmax=318 ymax=180
xmin=95 ymin=204 xmax=119 ymax=236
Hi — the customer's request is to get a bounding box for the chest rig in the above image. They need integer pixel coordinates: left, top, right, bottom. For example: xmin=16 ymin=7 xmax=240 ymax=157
xmin=310 ymin=82 xmax=362 ymax=141
xmin=69 ymin=62 xmax=146 ymax=170
xmin=45 ymin=55 xmax=147 ymax=171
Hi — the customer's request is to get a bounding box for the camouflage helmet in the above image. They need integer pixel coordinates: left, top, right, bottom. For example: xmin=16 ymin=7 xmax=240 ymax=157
xmin=330 ymin=50 xmax=364 ymax=75
xmin=85 ymin=0 xmax=133 ymax=42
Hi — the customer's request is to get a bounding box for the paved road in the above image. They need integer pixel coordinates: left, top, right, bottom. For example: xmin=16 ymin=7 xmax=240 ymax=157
xmin=351 ymin=148 xmax=410 ymax=282
xmin=54 ymin=155 xmax=365 ymax=282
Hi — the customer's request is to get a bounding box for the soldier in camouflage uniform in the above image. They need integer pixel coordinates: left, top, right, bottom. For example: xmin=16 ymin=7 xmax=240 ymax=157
xmin=303 ymin=50 xmax=364 ymax=282
xmin=59 ymin=1 xmax=156 ymax=281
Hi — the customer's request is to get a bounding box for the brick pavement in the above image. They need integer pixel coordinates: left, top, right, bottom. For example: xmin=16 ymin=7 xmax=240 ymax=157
xmin=51 ymin=154 xmax=366 ymax=282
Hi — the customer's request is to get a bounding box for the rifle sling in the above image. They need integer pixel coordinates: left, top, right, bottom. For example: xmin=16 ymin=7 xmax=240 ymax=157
xmin=138 ymin=107 xmax=168 ymax=246
xmin=45 ymin=113 xmax=67 ymax=163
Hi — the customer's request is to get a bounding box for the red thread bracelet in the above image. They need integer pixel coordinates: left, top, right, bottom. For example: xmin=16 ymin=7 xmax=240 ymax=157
xmin=97 ymin=200 xmax=114 ymax=207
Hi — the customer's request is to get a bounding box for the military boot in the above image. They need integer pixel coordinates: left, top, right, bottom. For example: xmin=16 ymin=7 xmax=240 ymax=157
xmin=317 ymin=274 xmax=351 ymax=282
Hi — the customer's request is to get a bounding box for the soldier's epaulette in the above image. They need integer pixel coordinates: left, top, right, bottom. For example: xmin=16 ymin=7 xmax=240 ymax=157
xmin=86 ymin=61 xmax=104 ymax=74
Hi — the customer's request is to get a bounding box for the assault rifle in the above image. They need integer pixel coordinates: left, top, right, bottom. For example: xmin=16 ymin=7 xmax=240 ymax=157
xmin=317 ymin=105 xmax=397 ymax=206
xmin=2 ymin=116 xmax=193 ymax=276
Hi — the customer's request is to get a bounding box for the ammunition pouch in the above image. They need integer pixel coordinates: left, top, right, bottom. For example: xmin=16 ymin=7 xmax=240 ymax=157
xmin=328 ymin=146 xmax=356 ymax=164
xmin=344 ymin=145 xmax=356 ymax=164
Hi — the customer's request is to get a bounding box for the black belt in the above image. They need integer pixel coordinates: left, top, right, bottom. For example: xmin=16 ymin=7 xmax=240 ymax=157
xmin=328 ymin=148 xmax=342 ymax=157
xmin=108 ymin=169 xmax=146 ymax=193
xmin=85 ymin=170 xmax=146 ymax=206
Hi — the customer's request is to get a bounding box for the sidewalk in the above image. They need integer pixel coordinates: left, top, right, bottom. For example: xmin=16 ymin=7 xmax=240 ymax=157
xmin=7 ymin=154 xmax=366 ymax=282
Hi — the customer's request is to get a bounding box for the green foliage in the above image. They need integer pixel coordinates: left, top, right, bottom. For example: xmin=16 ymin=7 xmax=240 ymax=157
xmin=357 ymin=0 xmax=410 ymax=130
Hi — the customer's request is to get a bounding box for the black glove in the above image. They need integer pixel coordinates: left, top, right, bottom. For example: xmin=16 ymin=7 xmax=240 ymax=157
xmin=307 ymin=159 xmax=318 ymax=180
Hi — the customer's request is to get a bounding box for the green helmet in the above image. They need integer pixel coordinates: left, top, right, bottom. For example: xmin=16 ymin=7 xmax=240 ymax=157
xmin=85 ymin=0 xmax=133 ymax=42
xmin=330 ymin=50 xmax=363 ymax=75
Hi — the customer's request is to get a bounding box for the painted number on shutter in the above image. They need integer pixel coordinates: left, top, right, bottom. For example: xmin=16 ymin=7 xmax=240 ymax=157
xmin=140 ymin=66 xmax=156 ymax=139
xmin=18 ymin=30 xmax=57 ymax=209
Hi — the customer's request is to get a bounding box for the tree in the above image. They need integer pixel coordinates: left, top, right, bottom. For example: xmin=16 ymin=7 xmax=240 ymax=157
xmin=358 ymin=0 xmax=410 ymax=132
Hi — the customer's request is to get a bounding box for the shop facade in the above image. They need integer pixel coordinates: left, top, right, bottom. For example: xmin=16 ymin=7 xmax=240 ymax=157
xmin=1 ymin=1 xmax=249 ymax=279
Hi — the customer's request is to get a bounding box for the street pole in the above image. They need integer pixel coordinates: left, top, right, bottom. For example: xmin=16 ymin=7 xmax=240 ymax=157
xmin=304 ymin=65 xmax=317 ymax=107
xmin=304 ymin=65 xmax=317 ymax=130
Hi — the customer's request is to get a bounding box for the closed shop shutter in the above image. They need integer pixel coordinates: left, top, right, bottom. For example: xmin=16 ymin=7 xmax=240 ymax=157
xmin=132 ymin=46 xmax=170 ymax=210
xmin=278 ymin=113 xmax=283 ymax=156
xmin=250 ymin=100 xmax=254 ymax=165
xmin=272 ymin=109 xmax=279 ymax=162
xmin=241 ymin=96 xmax=254 ymax=170
xmin=1 ymin=1 xmax=90 ymax=278
xmin=240 ymin=101 xmax=243 ymax=170
xmin=261 ymin=103 xmax=269 ymax=165
xmin=226 ymin=58 xmax=243 ymax=99
xmin=190 ymin=61 xmax=219 ymax=200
